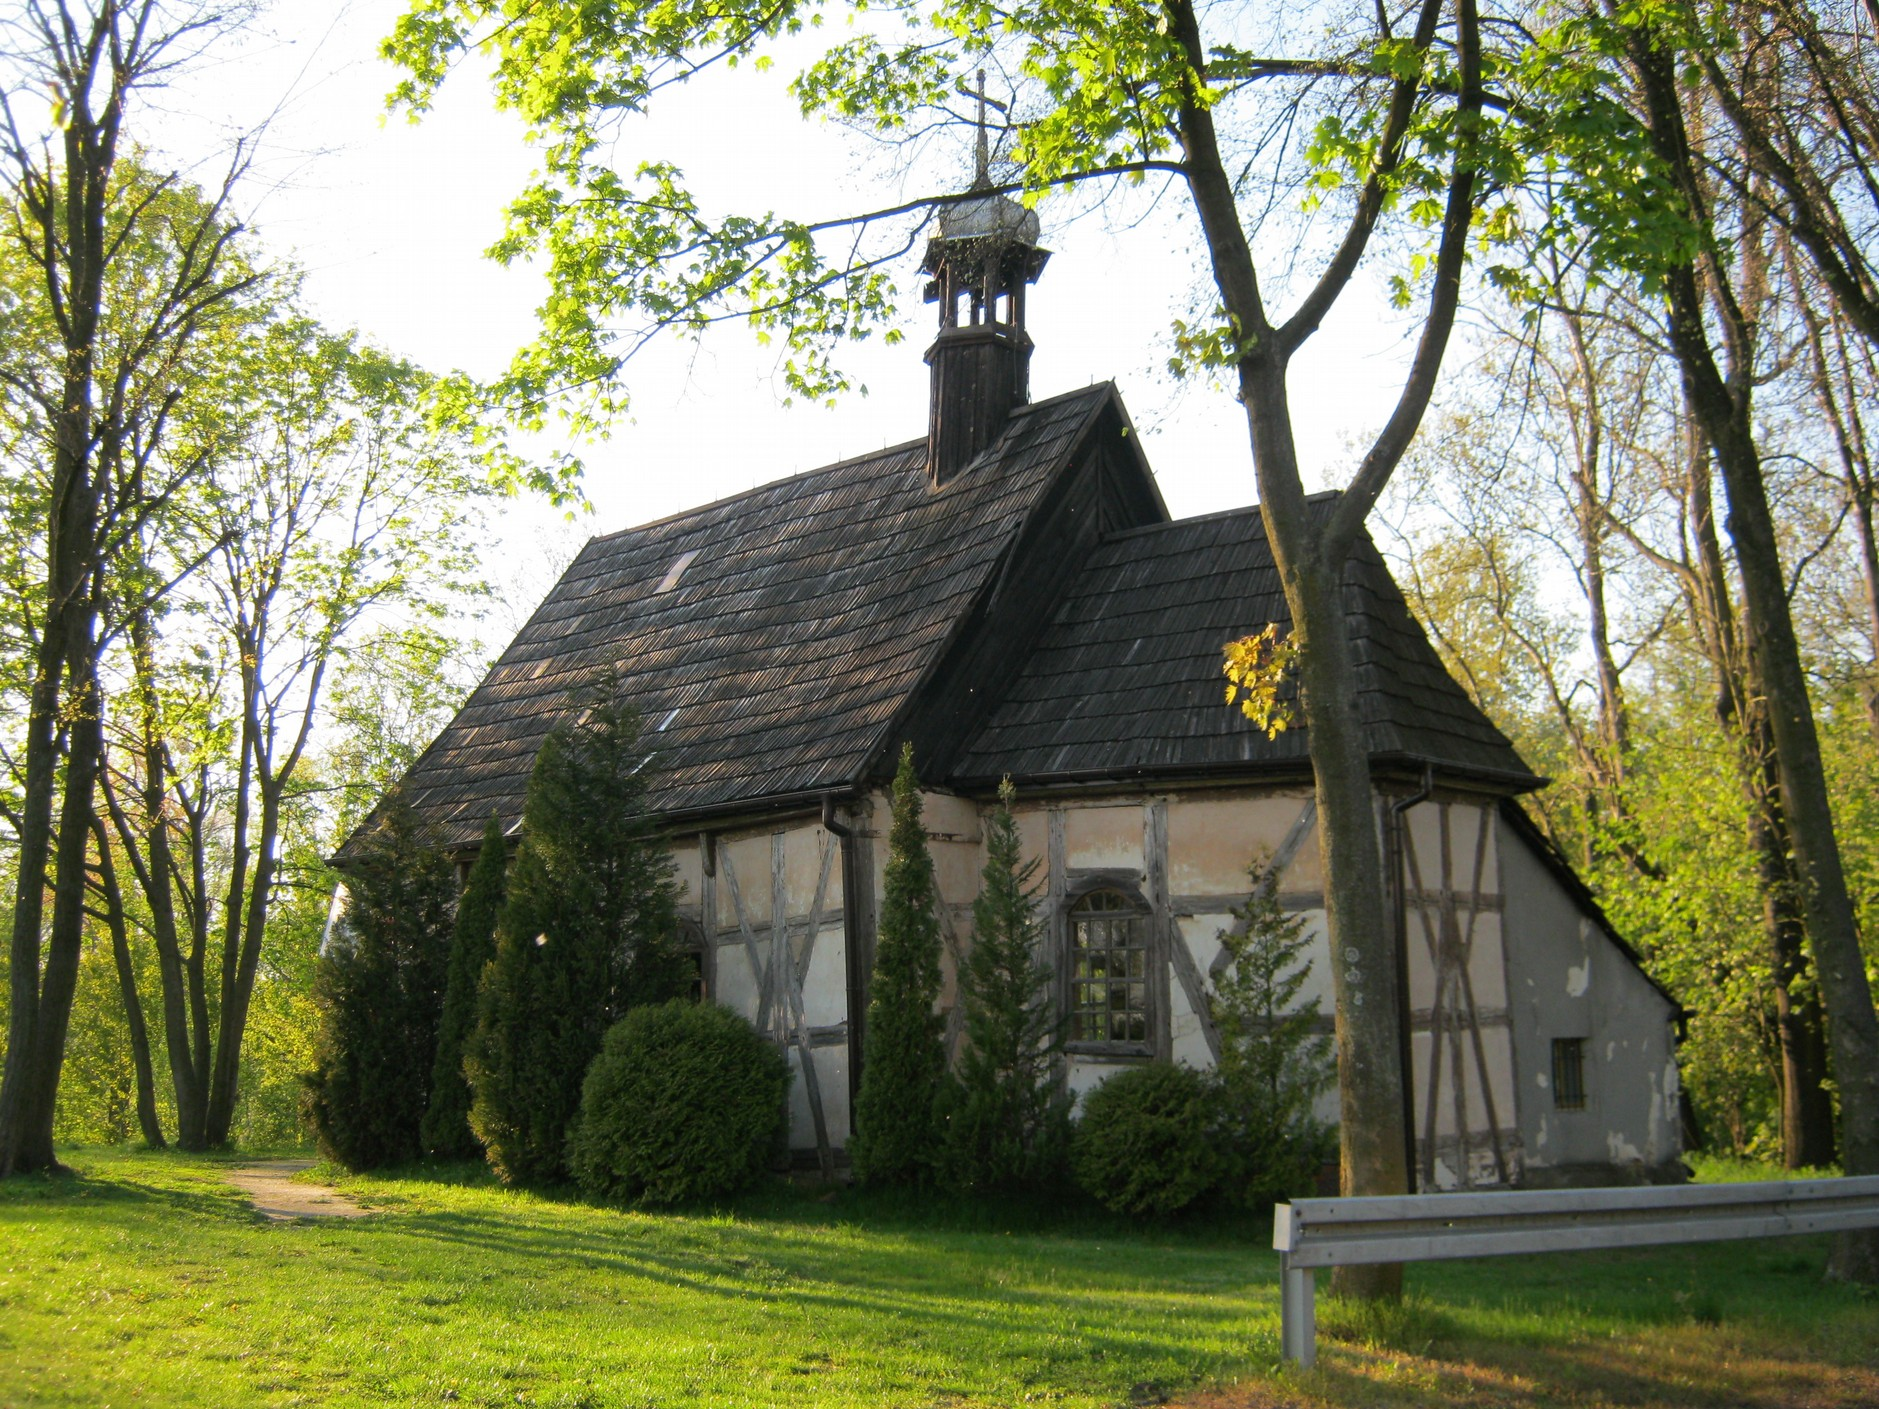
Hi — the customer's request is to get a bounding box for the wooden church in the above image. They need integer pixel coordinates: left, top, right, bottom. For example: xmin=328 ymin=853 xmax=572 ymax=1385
xmin=350 ymin=173 xmax=1684 ymax=1191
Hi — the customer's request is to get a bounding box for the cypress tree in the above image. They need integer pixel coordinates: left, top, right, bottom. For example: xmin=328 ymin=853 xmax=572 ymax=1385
xmin=465 ymin=676 xmax=690 ymax=1185
xmin=849 ymin=744 xmax=947 ymax=1185
xmin=943 ymin=778 xmax=1070 ymax=1192
xmin=421 ymin=812 xmax=507 ymax=1158
xmin=304 ymin=797 xmax=455 ymax=1171
xmin=1210 ymin=857 xmax=1334 ymax=1206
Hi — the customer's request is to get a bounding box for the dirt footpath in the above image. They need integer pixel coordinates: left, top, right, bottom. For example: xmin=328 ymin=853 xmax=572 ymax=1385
xmin=226 ymin=1159 xmax=371 ymax=1221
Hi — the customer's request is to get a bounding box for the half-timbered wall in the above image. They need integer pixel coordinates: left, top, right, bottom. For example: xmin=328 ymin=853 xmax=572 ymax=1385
xmin=676 ymin=784 xmax=1677 ymax=1189
xmin=674 ymin=816 xmax=852 ymax=1174
xmin=1398 ymin=797 xmax=1520 ymax=1189
xmin=1004 ymin=788 xmax=1332 ymax=1108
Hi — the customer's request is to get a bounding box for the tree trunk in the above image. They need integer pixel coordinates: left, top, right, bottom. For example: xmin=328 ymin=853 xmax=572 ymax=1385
xmin=1744 ymin=711 xmax=1839 ymax=1169
xmin=0 ymin=334 xmax=101 ymax=1178
xmin=1684 ymin=424 xmax=1835 ymax=1169
xmin=0 ymin=625 xmax=71 ymax=1174
xmin=91 ymin=813 xmax=165 ymax=1149
xmin=1709 ymin=415 xmax=1879 ymax=1270
xmin=1241 ymin=359 xmax=1411 ymax=1301
xmin=1161 ymin=0 xmax=1479 ymax=1300
xmin=1625 ymin=25 xmax=1879 ymax=1275
xmin=106 ymin=607 xmax=210 ymax=1148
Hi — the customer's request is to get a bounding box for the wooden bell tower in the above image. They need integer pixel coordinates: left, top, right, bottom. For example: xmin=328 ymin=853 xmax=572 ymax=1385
xmin=922 ymin=77 xmax=1050 ymax=487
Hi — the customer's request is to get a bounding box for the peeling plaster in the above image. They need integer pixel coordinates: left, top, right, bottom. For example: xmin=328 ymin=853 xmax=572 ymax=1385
xmin=1566 ymin=963 xmax=1589 ymax=998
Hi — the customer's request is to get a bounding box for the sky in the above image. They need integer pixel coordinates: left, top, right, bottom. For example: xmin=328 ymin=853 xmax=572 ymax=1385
xmin=151 ymin=0 xmax=1430 ymax=600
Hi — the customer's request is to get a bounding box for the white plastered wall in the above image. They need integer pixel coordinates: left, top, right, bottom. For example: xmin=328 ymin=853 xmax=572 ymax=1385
xmin=1499 ymin=814 xmax=1682 ymax=1183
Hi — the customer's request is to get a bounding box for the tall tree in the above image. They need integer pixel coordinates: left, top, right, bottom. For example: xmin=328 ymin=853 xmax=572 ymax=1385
xmin=1533 ymin=0 xmax=1879 ymax=1276
xmin=421 ymin=811 xmax=506 ymax=1159
xmin=849 ymin=744 xmax=946 ymax=1187
xmin=387 ymin=0 xmax=1509 ymax=1298
xmin=0 ymin=0 xmax=261 ymax=1172
xmin=465 ymin=677 xmax=689 ymax=1185
xmin=943 ymin=779 xmax=1067 ymax=1193
xmin=304 ymin=797 xmax=455 ymax=1171
xmin=95 ymin=318 xmax=489 ymax=1149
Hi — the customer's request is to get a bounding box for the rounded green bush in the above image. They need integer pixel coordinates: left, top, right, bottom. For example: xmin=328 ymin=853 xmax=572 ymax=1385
xmin=568 ymin=1000 xmax=790 ymax=1206
xmin=1071 ymin=1061 xmax=1221 ymax=1216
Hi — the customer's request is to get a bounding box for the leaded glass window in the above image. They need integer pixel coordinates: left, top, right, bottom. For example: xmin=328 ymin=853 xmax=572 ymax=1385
xmin=1069 ymin=889 xmax=1150 ymax=1046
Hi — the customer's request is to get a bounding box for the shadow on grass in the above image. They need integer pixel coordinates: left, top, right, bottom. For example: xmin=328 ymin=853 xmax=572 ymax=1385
xmin=345 ymin=1153 xmax=1279 ymax=1248
xmin=0 ymin=1152 xmax=256 ymax=1225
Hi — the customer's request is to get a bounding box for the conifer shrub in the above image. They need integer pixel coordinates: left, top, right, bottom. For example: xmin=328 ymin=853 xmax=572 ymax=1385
xmin=942 ymin=778 xmax=1071 ymax=1192
xmin=1072 ymin=1061 xmax=1222 ymax=1216
xmin=1211 ymin=856 xmax=1335 ymax=1208
xmin=304 ymin=798 xmax=455 ymax=1171
xmin=466 ymin=677 xmax=692 ymax=1186
xmin=849 ymin=744 xmax=947 ymax=1186
xmin=421 ymin=811 xmax=507 ymax=1159
xmin=568 ymin=1000 xmax=790 ymax=1206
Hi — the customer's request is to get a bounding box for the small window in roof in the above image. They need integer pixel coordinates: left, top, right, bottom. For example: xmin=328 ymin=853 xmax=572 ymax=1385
xmin=656 ymin=549 xmax=700 ymax=593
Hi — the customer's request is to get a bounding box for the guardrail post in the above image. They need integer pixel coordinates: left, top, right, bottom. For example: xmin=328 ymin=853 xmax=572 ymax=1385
xmin=1279 ymin=1252 xmax=1315 ymax=1368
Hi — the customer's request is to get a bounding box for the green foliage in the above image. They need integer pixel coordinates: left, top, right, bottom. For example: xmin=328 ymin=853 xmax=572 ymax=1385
xmin=380 ymin=0 xmax=1518 ymax=434
xmin=50 ymin=940 xmax=143 ymax=1147
xmin=465 ymin=678 xmax=689 ymax=1185
xmin=567 ymin=1000 xmax=789 ymax=1206
xmin=943 ymin=779 xmax=1069 ymax=1193
xmin=850 ymin=744 xmax=947 ymax=1186
xmin=422 ymin=813 xmax=507 ymax=1159
xmin=1210 ymin=859 xmax=1334 ymax=1208
xmin=1071 ymin=1061 xmax=1220 ymax=1217
xmin=304 ymin=800 xmax=456 ymax=1171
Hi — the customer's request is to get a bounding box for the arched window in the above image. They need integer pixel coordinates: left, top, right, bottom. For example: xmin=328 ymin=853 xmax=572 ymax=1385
xmin=1068 ymin=888 xmax=1151 ymax=1048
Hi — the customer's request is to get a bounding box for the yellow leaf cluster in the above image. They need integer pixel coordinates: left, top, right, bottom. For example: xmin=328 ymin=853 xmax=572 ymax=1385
xmin=1221 ymin=624 xmax=1299 ymax=741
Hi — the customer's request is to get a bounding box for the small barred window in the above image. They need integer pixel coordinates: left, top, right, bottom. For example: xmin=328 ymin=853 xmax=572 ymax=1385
xmin=1069 ymin=889 xmax=1151 ymax=1047
xmin=1552 ymin=1037 xmax=1586 ymax=1111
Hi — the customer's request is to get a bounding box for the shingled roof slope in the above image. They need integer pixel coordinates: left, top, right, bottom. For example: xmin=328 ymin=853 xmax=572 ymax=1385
xmin=352 ymin=384 xmax=1118 ymax=856
xmin=950 ymin=495 xmax=1539 ymax=788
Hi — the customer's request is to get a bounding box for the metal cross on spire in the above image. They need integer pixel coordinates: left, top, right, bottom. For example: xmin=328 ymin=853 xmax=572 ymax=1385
xmin=955 ymin=69 xmax=1008 ymax=191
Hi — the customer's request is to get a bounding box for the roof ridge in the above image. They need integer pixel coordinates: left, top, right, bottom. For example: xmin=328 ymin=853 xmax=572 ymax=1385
xmin=1101 ymin=503 xmax=1266 ymax=542
xmin=582 ymin=383 xmax=1118 ymax=549
xmin=1096 ymin=487 xmax=1345 ymax=545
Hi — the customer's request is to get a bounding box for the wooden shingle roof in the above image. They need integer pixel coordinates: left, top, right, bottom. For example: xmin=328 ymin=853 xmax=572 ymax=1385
xmin=948 ymin=496 xmax=1540 ymax=790
xmin=347 ymin=384 xmax=1119 ymax=856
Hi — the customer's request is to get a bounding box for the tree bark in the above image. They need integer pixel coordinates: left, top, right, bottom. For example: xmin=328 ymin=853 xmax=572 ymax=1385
xmin=90 ymin=812 xmax=165 ymax=1149
xmin=0 ymin=144 xmax=107 ymax=1173
xmin=1623 ymin=26 xmax=1877 ymax=1270
xmin=1682 ymin=425 xmax=1835 ymax=1168
xmin=1164 ymin=0 xmax=1481 ymax=1299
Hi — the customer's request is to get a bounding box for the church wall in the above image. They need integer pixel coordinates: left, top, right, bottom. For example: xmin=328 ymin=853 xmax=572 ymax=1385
xmin=1397 ymin=795 xmax=1522 ymax=1188
xmin=670 ymin=784 xmax=1677 ymax=1188
xmin=678 ymin=814 xmax=851 ymax=1167
xmin=1499 ymin=816 xmax=1683 ymax=1185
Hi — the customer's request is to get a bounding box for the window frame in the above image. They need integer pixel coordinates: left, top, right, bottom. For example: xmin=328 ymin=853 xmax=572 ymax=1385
xmin=1062 ymin=881 xmax=1158 ymax=1058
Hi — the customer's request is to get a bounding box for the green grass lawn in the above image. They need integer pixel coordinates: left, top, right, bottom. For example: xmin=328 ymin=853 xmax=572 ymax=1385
xmin=1 ymin=1150 xmax=1875 ymax=1409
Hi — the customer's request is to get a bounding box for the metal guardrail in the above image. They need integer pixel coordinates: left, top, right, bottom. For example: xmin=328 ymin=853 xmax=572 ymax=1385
xmin=1272 ymin=1174 xmax=1879 ymax=1366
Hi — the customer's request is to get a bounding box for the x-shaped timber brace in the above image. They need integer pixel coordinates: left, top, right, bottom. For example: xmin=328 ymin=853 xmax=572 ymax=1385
xmin=719 ymin=830 xmax=841 ymax=1181
xmin=1402 ymin=800 xmax=1511 ymax=1187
